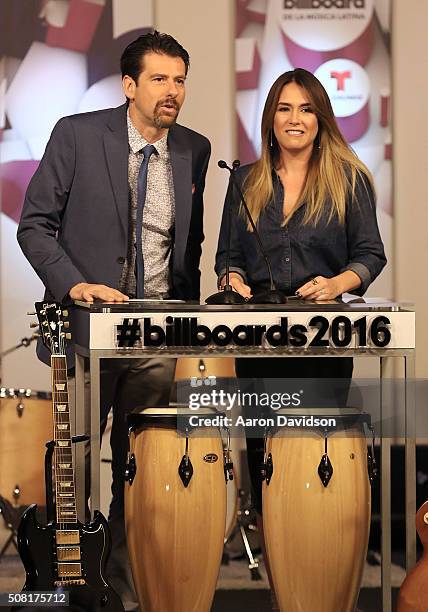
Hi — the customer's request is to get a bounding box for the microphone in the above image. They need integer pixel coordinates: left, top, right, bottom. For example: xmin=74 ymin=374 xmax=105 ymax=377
xmin=213 ymin=159 xmax=286 ymax=305
xmin=205 ymin=161 xmax=246 ymax=305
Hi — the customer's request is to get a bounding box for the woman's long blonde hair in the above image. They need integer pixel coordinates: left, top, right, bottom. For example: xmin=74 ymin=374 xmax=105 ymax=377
xmin=243 ymin=68 xmax=374 ymax=228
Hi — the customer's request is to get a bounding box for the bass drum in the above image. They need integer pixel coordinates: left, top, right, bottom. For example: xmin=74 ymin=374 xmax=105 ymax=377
xmin=0 ymin=389 xmax=52 ymax=506
xmin=263 ymin=409 xmax=372 ymax=612
xmin=125 ymin=407 xmax=227 ymax=612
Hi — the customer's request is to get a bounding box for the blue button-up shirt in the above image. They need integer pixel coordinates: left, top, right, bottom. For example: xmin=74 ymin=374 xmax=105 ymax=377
xmin=215 ymin=165 xmax=386 ymax=296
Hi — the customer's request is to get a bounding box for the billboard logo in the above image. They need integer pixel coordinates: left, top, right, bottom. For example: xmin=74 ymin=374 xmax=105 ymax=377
xmin=330 ymin=71 xmax=352 ymax=91
xmin=284 ymin=0 xmax=365 ymax=8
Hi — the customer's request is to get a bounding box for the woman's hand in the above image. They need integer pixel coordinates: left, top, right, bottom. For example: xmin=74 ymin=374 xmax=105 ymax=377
xmin=220 ymin=273 xmax=253 ymax=300
xmin=296 ymin=271 xmax=361 ymax=301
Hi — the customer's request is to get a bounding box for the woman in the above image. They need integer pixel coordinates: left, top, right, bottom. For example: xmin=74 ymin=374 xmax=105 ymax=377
xmin=215 ymin=68 xmax=386 ymax=610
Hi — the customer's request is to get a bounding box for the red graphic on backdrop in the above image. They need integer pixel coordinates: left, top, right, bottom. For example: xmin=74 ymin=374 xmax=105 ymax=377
xmin=330 ymin=71 xmax=352 ymax=91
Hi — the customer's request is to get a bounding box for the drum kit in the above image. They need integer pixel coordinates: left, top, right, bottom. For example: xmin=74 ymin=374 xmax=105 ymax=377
xmin=0 ymin=352 xmax=378 ymax=612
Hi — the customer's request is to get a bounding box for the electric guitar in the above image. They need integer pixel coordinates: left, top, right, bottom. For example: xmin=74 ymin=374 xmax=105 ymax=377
xmin=16 ymin=302 xmax=124 ymax=611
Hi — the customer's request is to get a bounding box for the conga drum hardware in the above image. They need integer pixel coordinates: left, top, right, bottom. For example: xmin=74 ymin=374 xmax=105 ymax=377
xmin=124 ymin=453 xmax=136 ymax=486
xmin=178 ymin=430 xmax=193 ymax=487
xmin=318 ymin=434 xmax=334 ymax=488
xmin=366 ymin=422 xmax=378 ymax=484
xmin=223 ymin=427 xmax=234 ymax=484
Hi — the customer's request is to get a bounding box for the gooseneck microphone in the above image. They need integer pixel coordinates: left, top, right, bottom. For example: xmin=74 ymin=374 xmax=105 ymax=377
xmin=214 ymin=159 xmax=286 ymax=304
xmin=206 ymin=160 xmax=246 ymax=305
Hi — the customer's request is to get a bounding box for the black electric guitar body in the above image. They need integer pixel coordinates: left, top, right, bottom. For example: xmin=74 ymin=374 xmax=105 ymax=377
xmin=14 ymin=303 xmax=124 ymax=612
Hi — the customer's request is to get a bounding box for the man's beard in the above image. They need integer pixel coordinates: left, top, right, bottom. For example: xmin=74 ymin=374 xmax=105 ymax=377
xmin=153 ymin=97 xmax=180 ymax=128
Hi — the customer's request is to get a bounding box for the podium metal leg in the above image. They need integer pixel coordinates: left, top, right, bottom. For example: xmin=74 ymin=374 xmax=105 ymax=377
xmin=75 ymin=353 xmax=86 ymax=521
xmin=380 ymin=356 xmax=392 ymax=612
xmin=405 ymin=354 xmax=416 ymax=572
xmin=90 ymin=354 xmax=101 ymax=515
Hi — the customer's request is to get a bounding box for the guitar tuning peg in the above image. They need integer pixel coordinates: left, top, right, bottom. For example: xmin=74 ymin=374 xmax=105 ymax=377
xmin=29 ymin=322 xmax=39 ymax=328
xmin=27 ymin=311 xmax=36 ymax=316
xmin=62 ymin=310 xmax=69 ymax=317
xmin=63 ymin=321 xmax=70 ymax=329
xmin=65 ymin=333 xmax=72 ymax=340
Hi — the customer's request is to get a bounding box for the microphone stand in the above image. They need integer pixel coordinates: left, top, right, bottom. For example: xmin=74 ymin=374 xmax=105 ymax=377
xmin=214 ymin=160 xmax=286 ymax=304
xmin=206 ymin=161 xmax=246 ymax=305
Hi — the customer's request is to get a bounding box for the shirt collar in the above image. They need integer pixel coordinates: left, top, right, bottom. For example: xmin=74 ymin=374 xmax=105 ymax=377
xmin=127 ymin=111 xmax=168 ymax=158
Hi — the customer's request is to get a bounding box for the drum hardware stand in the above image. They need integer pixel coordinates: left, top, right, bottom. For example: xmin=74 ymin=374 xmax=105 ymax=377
xmin=0 ymin=333 xmax=39 ymax=384
xmin=0 ymin=495 xmax=20 ymax=561
xmin=223 ymin=489 xmax=262 ymax=581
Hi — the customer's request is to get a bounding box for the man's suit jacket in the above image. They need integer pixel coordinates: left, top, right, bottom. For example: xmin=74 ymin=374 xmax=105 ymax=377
xmin=17 ymin=103 xmax=211 ymax=364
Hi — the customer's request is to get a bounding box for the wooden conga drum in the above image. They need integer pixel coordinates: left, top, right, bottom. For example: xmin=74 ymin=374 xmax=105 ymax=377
xmin=124 ymin=407 xmax=227 ymax=612
xmin=0 ymin=389 xmax=52 ymax=506
xmin=263 ymin=410 xmax=372 ymax=612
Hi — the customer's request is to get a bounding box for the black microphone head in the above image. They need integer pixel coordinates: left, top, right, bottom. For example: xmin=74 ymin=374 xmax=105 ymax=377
xmin=232 ymin=159 xmax=241 ymax=169
xmin=218 ymin=160 xmax=228 ymax=169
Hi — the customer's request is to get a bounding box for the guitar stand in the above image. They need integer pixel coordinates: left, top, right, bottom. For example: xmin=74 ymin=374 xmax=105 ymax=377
xmin=0 ymin=495 xmax=20 ymax=561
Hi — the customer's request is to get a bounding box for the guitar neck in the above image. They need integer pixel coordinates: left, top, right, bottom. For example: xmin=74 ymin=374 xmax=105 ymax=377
xmin=51 ymin=355 xmax=77 ymax=525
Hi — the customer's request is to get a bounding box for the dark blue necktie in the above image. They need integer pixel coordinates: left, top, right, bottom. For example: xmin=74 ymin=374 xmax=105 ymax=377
xmin=135 ymin=144 xmax=156 ymax=298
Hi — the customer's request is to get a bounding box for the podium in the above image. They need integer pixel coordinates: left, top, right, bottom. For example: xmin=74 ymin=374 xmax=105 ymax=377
xmin=73 ymin=297 xmax=415 ymax=612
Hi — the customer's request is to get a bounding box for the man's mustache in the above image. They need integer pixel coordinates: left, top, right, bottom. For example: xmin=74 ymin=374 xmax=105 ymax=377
xmin=155 ymin=98 xmax=179 ymax=112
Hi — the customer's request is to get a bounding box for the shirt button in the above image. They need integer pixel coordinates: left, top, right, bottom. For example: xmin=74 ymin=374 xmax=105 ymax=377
xmin=285 ymin=257 xmax=290 ymax=262
xmin=117 ymin=256 xmax=125 ymax=264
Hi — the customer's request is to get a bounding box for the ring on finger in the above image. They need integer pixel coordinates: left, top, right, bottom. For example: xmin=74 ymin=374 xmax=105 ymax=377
xmin=311 ymin=277 xmax=319 ymax=286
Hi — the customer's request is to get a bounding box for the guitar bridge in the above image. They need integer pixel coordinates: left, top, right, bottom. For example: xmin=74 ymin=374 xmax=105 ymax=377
xmin=54 ymin=579 xmax=86 ymax=587
xmin=57 ymin=546 xmax=81 ymax=561
xmin=57 ymin=562 xmax=82 ymax=577
xmin=56 ymin=530 xmax=80 ymax=545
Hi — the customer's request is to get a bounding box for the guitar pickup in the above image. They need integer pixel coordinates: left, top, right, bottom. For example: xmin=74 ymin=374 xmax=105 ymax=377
xmin=57 ymin=562 xmax=82 ymax=577
xmin=56 ymin=530 xmax=80 ymax=545
xmin=57 ymin=546 xmax=81 ymax=561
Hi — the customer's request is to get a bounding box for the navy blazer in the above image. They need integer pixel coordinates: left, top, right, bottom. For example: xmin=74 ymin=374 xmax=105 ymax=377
xmin=17 ymin=104 xmax=211 ymax=364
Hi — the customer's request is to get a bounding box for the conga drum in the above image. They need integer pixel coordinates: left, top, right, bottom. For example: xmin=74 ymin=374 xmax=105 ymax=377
xmin=263 ymin=409 xmax=373 ymax=612
xmin=0 ymin=388 xmax=52 ymax=506
xmin=124 ymin=407 xmax=227 ymax=612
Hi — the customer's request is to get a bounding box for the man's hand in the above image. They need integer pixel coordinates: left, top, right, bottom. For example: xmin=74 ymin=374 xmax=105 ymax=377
xmin=69 ymin=283 xmax=129 ymax=303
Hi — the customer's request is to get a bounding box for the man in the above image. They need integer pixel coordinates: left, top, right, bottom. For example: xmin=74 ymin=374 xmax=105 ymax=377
xmin=17 ymin=31 xmax=210 ymax=610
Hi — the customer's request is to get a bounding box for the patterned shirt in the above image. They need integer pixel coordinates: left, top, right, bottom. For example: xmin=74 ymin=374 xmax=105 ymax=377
xmin=118 ymin=113 xmax=175 ymax=298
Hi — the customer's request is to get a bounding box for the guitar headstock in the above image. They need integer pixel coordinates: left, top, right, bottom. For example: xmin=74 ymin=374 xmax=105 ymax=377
xmin=33 ymin=302 xmax=71 ymax=356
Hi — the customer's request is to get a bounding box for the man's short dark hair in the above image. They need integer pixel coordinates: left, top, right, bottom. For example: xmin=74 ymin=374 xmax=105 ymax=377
xmin=121 ymin=30 xmax=190 ymax=82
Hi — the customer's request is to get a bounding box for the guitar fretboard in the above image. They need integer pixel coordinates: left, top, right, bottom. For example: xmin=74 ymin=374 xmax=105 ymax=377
xmin=51 ymin=356 xmax=77 ymax=524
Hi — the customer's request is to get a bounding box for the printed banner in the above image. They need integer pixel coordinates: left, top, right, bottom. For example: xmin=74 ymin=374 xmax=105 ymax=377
xmin=235 ymin=0 xmax=392 ymax=297
xmin=0 ymin=0 xmax=154 ymax=388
